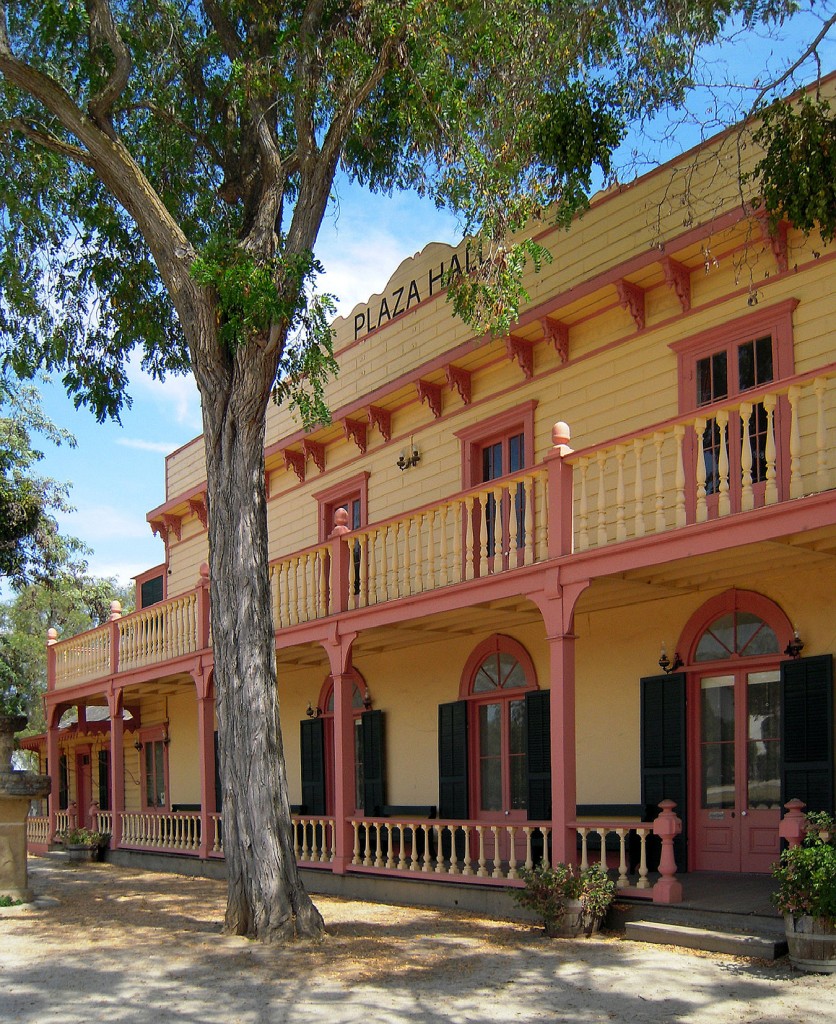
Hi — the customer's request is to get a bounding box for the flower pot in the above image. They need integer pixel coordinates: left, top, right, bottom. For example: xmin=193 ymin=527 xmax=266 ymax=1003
xmin=784 ymin=915 xmax=836 ymax=974
xmin=544 ymin=900 xmax=602 ymax=938
xmin=66 ymin=844 xmax=99 ymax=864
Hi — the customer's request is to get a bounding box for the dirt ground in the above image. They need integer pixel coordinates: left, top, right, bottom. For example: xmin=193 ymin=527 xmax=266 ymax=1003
xmin=1 ymin=857 xmax=833 ymax=1024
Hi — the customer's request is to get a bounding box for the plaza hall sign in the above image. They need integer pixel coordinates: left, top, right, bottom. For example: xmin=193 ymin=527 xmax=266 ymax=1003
xmin=350 ymin=240 xmax=481 ymax=341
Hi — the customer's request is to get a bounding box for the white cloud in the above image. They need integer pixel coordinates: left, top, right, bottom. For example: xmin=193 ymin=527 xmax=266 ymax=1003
xmin=56 ymin=502 xmax=153 ymax=543
xmin=126 ymin=353 xmax=203 ymax=433
xmin=115 ymin=438 xmax=177 ymax=454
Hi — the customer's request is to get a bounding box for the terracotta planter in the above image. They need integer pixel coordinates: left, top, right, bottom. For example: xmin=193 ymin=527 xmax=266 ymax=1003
xmin=784 ymin=914 xmax=836 ymax=974
xmin=544 ymin=900 xmax=602 ymax=938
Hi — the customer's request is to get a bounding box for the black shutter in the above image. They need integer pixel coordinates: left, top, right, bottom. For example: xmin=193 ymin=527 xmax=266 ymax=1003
xmin=526 ymin=690 xmax=551 ymax=820
xmin=361 ymin=709 xmax=386 ymax=816
xmin=438 ymin=700 xmax=468 ymax=819
xmin=640 ymin=673 xmax=687 ymax=871
xmin=98 ymin=749 xmax=110 ymax=810
xmin=300 ymin=717 xmax=326 ymax=816
xmin=781 ymin=655 xmax=834 ymax=814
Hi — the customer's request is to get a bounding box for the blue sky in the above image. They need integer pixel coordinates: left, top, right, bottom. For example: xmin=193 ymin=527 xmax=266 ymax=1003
xmin=24 ymin=5 xmax=836 ymax=593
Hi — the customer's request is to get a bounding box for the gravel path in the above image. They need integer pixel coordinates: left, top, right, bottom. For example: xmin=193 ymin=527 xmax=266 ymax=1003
xmin=1 ymin=857 xmax=833 ymax=1023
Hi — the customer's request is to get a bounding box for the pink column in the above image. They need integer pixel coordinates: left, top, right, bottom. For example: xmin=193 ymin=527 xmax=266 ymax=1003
xmin=196 ymin=563 xmax=211 ymax=649
xmin=196 ymin=680 xmax=217 ymax=859
xmin=324 ymin=631 xmax=357 ymax=874
xmin=544 ymin=422 xmax=574 ymax=558
xmin=108 ymin=688 xmax=125 ymax=848
xmin=652 ymin=800 xmax=683 ymax=903
xmin=46 ymin=705 xmax=60 ymax=841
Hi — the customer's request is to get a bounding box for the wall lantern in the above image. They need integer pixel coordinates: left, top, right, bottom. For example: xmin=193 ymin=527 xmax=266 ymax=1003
xmin=396 ymin=446 xmax=420 ymax=471
xmin=658 ymin=642 xmax=683 ymax=675
xmin=784 ymin=627 xmax=805 ymax=659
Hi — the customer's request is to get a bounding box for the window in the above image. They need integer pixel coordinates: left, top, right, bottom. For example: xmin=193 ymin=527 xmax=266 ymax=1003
xmin=142 ymin=733 xmax=168 ymax=810
xmin=315 ymin=473 xmax=370 ymax=595
xmin=135 ymin=564 xmax=166 ymax=609
xmin=673 ymin=301 xmax=796 ymax=517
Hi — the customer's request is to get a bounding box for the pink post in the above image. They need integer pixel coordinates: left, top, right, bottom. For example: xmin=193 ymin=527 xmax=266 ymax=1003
xmin=544 ymin=422 xmax=574 ymax=558
xmin=779 ymin=798 xmax=807 ymax=848
xmin=331 ymin=668 xmax=357 ymax=874
xmin=109 ymin=600 xmax=122 ymax=674
xmin=196 ymin=688 xmax=217 ymax=859
xmin=652 ymin=799 xmax=683 ymax=904
xmin=328 ymin=508 xmax=351 ymax=614
xmin=88 ymin=800 xmax=100 ymax=830
xmin=46 ymin=628 xmax=58 ymax=692
xmin=46 ymin=705 xmax=60 ymax=842
xmin=68 ymin=800 xmax=78 ymax=830
xmin=196 ymin=563 xmax=211 ymax=649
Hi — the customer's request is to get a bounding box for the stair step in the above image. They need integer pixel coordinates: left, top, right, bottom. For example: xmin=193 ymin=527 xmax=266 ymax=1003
xmin=625 ymin=921 xmax=788 ymax=960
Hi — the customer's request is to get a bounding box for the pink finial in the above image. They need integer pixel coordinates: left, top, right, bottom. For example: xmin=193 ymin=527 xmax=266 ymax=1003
xmin=109 ymin=601 xmax=122 ymax=621
xmin=47 ymin=628 xmax=58 ymax=646
xmin=552 ymin=421 xmax=571 ymax=447
xmin=330 ymin=507 xmax=351 ymax=537
xmin=199 ymin=562 xmax=210 ymax=582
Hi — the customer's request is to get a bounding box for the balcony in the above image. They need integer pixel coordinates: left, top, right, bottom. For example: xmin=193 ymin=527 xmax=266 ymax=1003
xmin=47 ymin=362 xmax=836 ymax=692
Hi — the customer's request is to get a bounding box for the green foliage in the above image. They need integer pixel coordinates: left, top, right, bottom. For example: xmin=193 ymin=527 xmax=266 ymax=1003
xmin=64 ymin=827 xmax=109 ymax=847
xmin=773 ymin=812 xmax=836 ymax=921
xmin=514 ymin=862 xmax=615 ymax=929
xmin=750 ymin=94 xmax=836 ymax=244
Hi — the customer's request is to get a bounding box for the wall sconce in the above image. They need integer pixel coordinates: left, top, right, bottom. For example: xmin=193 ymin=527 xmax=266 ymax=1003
xmin=162 ymin=723 xmax=171 ymax=746
xmin=396 ymin=446 xmax=420 ymax=471
xmin=362 ymin=686 xmax=372 ymax=710
xmin=784 ymin=627 xmax=805 ymax=659
xmin=306 ymin=702 xmax=322 ymax=719
xmin=659 ymin=642 xmax=683 ymax=675
xmin=134 ymin=737 xmax=143 ymax=752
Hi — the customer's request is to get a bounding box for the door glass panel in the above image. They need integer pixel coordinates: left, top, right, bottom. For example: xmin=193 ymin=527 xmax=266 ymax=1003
xmin=509 ymin=699 xmax=527 ymax=809
xmin=479 ymin=703 xmax=502 ymax=811
xmin=701 ymin=675 xmax=735 ymax=809
xmin=747 ymin=670 xmax=781 ymax=809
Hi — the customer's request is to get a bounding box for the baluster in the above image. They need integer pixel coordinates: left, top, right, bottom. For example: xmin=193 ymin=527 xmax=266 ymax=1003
xmin=476 ymin=826 xmax=488 ymax=877
xmin=632 ymin=437 xmax=645 ymax=537
xmin=352 ymin=821 xmax=361 ymax=866
xmin=616 ymin=829 xmax=629 ymax=888
xmin=379 ymin=525 xmax=389 ymax=603
xmin=652 ymin=432 xmax=665 ymax=533
xmin=763 ymin=392 xmax=778 ymax=504
xmin=523 ymin=827 xmax=533 ymax=871
xmin=508 ymin=482 xmax=519 ymax=566
xmin=417 ymin=825 xmax=429 ymax=872
xmin=362 ymin=822 xmax=374 ymax=867
xmin=448 ymin=826 xmax=460 ymax=875
xmin=461 ymin=825 xmax=474 ymax=876
xmin=366 ymin=531 xmax=377 ymax=607
xmin=694 ymin=416 xmax=708 ymax=523
xmin=538 ymin=471 xmax=549 ymax=561
xmin=288 ymin=558 xmax=298 ymax=623
xmin=815 ymin=377 xmax=830 ymax=492
xmin=464 ymin=496 xmax=475 ymax=581
xmin=541 ymin=827 xmax=551 ymax=868
xmin=319 ymin=549 xmax=329 ymax=617
xmin=300 ymin=819 xmax=310 ymax=861
xmin=616 ymin=445 xmax=627 ymax=541
xmin=277 ymin=563 xmax=287 ymax=628
xmin=496 ymin=485 xmax=507 ymax=571
xmin=434 ymin=825 xmax=445 ymax=874
xmin=479 ymin=491 xmax=490 ymax=576
xmin=673 ymin=424 xmax=686 ymax=528
xmin=578 ymin=827 xmax=589 ymax=871
xmin=596 ymin=828 xmax=607 ymax=868
xmin=426 ymin=508 xmax=436 ymax=590
xmin=438 ymin=505 xmax=449 ymax=586
xmin=491 ymin=826 xmax=502 ymax=878
xmin=384 ymin=823 xmax=395 ymax=869
xmin=524 ymin=475 xmax=535 ymax=565
xmin=739 ymin=401 xmax=754 ymax=511
xmin=397 ymin=823 xmax=408 ymax=871
xmin=411 ymin=514 xmax=422 ymax=593
xmin=453 ymin=501 xmax=463 ymax=584
xmin=409 ymin=827 xmax=420 ymax=872
xmin=716 ymin=408 xmax=730 ymax=516
xmin=403 ymin=518 xmax=412 ymax=596
xmin=578 ymin=458 xmax=590 ymax=550
xmin=391 ymin=521 xmax=401 ymax=599
xmin=507 ymin=826 xmax=518 ymax=879
xmin=596 ymin=452 xmax=607 ymax=547
xmin=636 ymin=828 xmax=650 ymax=888
xmin=788 ymin=386 xmax=803 ymax=498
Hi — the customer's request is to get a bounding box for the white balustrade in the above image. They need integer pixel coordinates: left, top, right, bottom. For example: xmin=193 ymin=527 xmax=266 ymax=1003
xmin=118 ymin=593 xmax=199 ymax=671
xmin=291 ymin=815 xmax=335 ymax=864
xmin=270 ymin=545 xmax=331 ymax=628
xmin=26 ymin=816 xmax=50 ymax=845
xmin=52 ymin=627 xmax=112 ymax=688
xmin=119 ymin=811 xmax=202 ymax=852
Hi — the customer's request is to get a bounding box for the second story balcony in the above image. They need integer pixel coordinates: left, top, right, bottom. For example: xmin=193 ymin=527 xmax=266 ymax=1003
xmin=48 ymin=361 xmax=836 ymax=694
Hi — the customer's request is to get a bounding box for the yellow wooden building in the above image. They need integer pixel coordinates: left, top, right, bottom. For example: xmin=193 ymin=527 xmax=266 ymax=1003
xmin=25 ymin=99 xmax=835 ymax=903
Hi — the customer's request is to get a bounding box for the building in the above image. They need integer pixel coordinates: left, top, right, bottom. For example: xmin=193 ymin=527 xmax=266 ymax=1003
xmin=24 ymin=105 xmax=835 ymax=903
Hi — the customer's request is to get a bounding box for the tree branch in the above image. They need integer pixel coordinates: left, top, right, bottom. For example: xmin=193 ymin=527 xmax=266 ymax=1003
xmin=85 ymin=0 xmax=133 ymax=136
xmin=1 ymin=118 xmax=95 ymax=166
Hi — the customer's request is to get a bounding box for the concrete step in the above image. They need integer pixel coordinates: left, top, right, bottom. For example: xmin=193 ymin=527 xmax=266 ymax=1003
xmin=625 ymin=920 xmax=788 ymax=959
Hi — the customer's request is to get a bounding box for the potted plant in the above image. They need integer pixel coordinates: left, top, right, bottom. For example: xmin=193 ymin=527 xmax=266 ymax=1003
xmin=773 ymin=811 xmax=836 ymax=973
xmin=64 ymin=827 xmax=109 ymax=863
xmin=514 ymin=862 xmax=615 ymax=937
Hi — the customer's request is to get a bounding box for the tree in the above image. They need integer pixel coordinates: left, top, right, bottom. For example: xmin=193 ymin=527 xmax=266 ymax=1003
xmin=0 ymin=376 xmax=76 ymax=588
xmin=0 ymin=1 xmax=809 ymax=942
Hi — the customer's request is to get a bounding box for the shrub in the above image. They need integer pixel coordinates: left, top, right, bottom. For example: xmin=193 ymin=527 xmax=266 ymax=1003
xmin=773 ymin=812 xmax=836 ymax=922
xmin=514 ymin=862 xmax=615 ymax=933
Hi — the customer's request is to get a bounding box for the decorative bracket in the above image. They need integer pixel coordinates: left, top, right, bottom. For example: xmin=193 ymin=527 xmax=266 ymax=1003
xmin=283 ymin=449 xmax=306 ymax=483
xmin=445 ymin=364 xmax=472 ymax=405
xmin=540 ymin=317 xmax=569 ymax=363
xmin=149 ymin=518 xmax=165 ymax=540
xmin=343 ymin=418 xmax=368 ymax=454
xmin=416 ymin=379 xmax=443 ymax=419
xmin=505 ymin=335 xmax=534 ymax=379
xmin=188 ymin=494 xmax=208 ymax=529
xmin=661 ymin=257 xmax=691 ymax=313
xmin=368 ymin=405 xmax=392 ymax=442
xmin=302 ymin=439 xmax=326 ymax=473
xmin=755 ymin=211 xmax=789 ymax=274
xmin=161 ymin=514 xmax=183 ymax=542
xmin=616 ymin=278 xmax=646 ymax=331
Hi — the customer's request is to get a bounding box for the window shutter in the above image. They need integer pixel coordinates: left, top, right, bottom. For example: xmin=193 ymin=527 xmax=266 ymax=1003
xmin=300 ymin=717 xmax=326 ymax=816
xmin=526 ymin=690 xmax=551 ymax=821
xmin=438 ymin=700 xmax=468 ymax=819
xmin=640 ymin=673 xmax=687 ymax=871
xmin=781 ymin=655 xmax=834 ymax=814
xmin=361 ymin=709 xmax=386 ymax=816
xmin=97 ymin=749 xmax=110 ymax=810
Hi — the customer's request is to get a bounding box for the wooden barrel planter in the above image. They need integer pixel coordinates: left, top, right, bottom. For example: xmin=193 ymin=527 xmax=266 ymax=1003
xmin=66 ymin=844 xmax=100 ymax=864
xmin=785 ymin=915 xmax=836 ymax=974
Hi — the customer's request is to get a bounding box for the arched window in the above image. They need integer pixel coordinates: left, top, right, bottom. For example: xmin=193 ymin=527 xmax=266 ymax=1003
xmin=319 ymin=672 xmax=368 ymax=814
xmin=694 ymin=610 xmax=780 ymax=662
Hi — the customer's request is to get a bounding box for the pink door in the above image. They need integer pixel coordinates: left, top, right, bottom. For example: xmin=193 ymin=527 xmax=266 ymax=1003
xmin=474 ymin=695 xmax=527 ymax=863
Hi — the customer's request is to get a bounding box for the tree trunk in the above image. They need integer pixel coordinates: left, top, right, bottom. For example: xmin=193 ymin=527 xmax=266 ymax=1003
xmin=201 ymin=361 xmax=325 ymax=943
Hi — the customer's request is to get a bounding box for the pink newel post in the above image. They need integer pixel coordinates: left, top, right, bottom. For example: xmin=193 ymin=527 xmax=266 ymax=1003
xmin=544 ymin=421 xmax=574 ymax=558
xmin=652 ymin=800 xmax=683 ymax=904
xmin=778 ymin=798 xmax=807 ymax=848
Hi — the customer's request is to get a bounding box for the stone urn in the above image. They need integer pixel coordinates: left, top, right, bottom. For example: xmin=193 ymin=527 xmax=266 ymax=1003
xmin=0 ymin=714 xmax=51 ymax=902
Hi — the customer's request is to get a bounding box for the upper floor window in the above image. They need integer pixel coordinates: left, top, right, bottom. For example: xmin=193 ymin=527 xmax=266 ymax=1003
xmin=135 ymin=564 xmax=166 ymax=609
xmin=315 ymin=472 xmax=369 ymax=543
